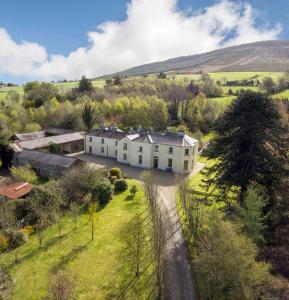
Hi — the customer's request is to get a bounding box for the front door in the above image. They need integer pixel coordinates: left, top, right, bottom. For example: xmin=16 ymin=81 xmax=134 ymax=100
xmin=153 ymin=157 xmax=159 ymax=168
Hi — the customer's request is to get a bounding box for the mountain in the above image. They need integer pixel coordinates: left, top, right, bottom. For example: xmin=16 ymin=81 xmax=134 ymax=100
xmin=115 ymin=40 xmax=289 ymax=76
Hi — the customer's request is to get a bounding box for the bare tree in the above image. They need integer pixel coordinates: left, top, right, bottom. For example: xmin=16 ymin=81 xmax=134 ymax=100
xmin=121 ymin=213 xmax=146 ymax=277
xmin=69 ymin=202 xmax=79 ymax=230
xmin=34 ymin=207 xmax=48 ymax=249
xmin=88 ymin=203 xmax=98 ymax=241
xmin=141 ymin=171 xmax=167 ymax=299
xmin=52 ymin=207 xmax=64 ymax=238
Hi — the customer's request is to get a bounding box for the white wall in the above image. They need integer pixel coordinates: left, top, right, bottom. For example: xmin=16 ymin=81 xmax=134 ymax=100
xmin=86 ymin=134 xmax=199 ymax=174
xmin=117 ymin=137 xmax=131 ymax=164
xmin=85 ymin=135 xmax=118 ymax=158
xmin=129 ymin=141 xmax=152 ymax=169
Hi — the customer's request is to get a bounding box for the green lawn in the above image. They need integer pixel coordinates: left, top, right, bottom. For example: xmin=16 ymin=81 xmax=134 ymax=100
xmin=208 ymin=95 xmax=235 ymax=105
xmin=274 ymin=89 xmax=289 ymax=99
xmin=0 ymin=180 xmax=155 ymax=300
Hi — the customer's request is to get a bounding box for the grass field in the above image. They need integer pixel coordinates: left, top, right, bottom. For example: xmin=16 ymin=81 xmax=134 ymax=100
xmin=0 ymin=180 xmax=155 ymax=300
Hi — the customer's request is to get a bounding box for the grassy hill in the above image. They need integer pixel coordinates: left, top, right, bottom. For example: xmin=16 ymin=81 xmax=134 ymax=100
xmin=115 ymin=40 xmax=289 ymax=76
xmin=0 ymin=180 xmax=155 ymax=300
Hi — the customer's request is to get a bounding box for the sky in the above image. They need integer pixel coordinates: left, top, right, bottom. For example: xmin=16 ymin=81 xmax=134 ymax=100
xmin=0 ymin=0 xmax=288 ymax=84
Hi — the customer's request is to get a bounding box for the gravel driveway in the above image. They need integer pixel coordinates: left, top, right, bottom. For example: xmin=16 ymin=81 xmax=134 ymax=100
xmin=77 ymin=154 xmax=205 ymax=300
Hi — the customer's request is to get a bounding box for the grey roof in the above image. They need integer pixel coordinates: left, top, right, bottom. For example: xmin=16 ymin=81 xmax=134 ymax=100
xmin=132 ymin=132 xmax=197 ymax=147
xmin=17 ymin=150 xmax=80 ymax=168
xmin=14 ymin=131 xmax=46 ymax=141
xmin=18 ymin=132 xmax=84 ymax=150
xmin=45 ymin=127 xmax=76 ymax=136
xmin=88 ymin=128 xmax=127 ymax=140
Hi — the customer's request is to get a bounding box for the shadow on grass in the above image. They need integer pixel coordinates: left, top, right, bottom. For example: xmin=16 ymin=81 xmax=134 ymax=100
xmin=3 ymin=231 xmax=74 ymax=271
xmin=50 ymin=241 xmax=91 ymax=274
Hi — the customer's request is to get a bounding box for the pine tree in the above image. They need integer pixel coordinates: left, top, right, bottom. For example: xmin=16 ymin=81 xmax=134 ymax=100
xmin=203 ymin=91 xmax=288 ymax=205
xmin=78 ymin=75 xmax=93 ymax=93
xmin=0 ymin=125 xmax=13 ymax=169
xmin=81 ymin=100 xmax=96 ymax=131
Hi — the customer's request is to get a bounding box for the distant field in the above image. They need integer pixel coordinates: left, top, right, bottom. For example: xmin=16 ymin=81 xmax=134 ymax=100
xmin=174 ymin=71 xmax=283 ymax=82
xmin=208 ymin=95 xmax=235 ymax=105
xmin=274 ymin=89 xmax=289 ymax=99
xmin=0 ymin=79 xmax=106 ymax=100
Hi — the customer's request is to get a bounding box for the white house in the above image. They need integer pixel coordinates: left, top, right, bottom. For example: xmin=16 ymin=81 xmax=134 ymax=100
xmin=85 ymin=125 xmax=198 ymax=174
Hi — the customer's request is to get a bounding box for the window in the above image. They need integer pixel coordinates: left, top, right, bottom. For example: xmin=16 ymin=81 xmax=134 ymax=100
xmin=115 ymin=150 xmax=117 ymax=156
xmin=139 ymin=146 xmax=143 ymax=153
xmin=185 ymin=149 xmax=189 ymax=156
xmin=101 ymin=146 xmax=104 ymax=153
xmin=184 ymin=160 xmax=188 ymax=170
xmin=123 ymin=153 xmax=127 ymax=160
xmin=123 ymin=143 xmax=128 ymax=150
xmin=154 ymin=145 xmax=159 ymax=152
xmin=89 ymin=137 xmax=92 ymax=142
xmin=138 ymin=155 xmax=143 ymax=164
xmin=168 ymin=147 xmax=173 ymax=154
xmin=115 ymin=141 xmax=118 ymax=146
xmin=168 ymin=158 xmax=173 ymax=168
xmin=89 ymin=146 xmax=92 ymax=154
xmin=101 ymin=138 xmax=104 ymax=144
xmin=74 ymin=145 xmax=78 ymax=151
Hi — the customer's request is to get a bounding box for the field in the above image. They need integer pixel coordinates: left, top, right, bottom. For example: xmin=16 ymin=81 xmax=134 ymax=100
xmin=0 ymin=72 xmax=286 ymax=105
xmin=0 ymin=79 xmax=106 ymax=101
xmin=0 ymin=180 xmax=155 ymax=300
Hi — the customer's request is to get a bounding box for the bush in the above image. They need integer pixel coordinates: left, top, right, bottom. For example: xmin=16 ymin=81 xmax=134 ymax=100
xmin=110 ymin=168 xmax=122 ymax=179
xmin=92 ymin=179 xmax=113 ymax=205
xmin=109 ymin=176 xmax=117 ymax=184
xmin=0 ymin=234 xmax=9 ymax=253
xmin=4 ymin=229 xmax=27 ymax=249
xmin=22 ymin=225 xmax=33 ymax=235
xmin=10 ymin=164 xmax=38 ymax=184
xmin=130 ymin=185 xmax=138 ymax=197
xmin=114 ymin=179 xmax=128 ymax=192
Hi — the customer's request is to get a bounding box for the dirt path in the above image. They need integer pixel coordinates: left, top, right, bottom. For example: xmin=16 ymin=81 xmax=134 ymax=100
xmin=77 ymin=154 xmax=205 ymax=299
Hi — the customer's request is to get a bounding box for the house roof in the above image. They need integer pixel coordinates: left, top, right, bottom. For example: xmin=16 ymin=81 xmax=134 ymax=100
xmin=17 ymin=149 xmax=81 ymax=168
xmin=131 ymin=132 xmax=197 ymax=147
xmin=13 ymin=131 xmax=46 ymax=141
xmin=0 ymin=180 xmax=32 ymax=199
xmin=45 ymin=127 xmax=76 ymax=136
xmin=88 ymin=128 xmax=127 ymax=140
xmin=17 ymin=132 xmax=84 ymax=150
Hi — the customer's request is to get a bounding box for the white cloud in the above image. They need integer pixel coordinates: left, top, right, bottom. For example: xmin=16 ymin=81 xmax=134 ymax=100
xmin=0 ymin=0 xmax=282 ymax=81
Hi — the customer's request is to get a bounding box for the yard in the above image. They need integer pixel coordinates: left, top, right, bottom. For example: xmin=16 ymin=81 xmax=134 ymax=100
xmin=0 ymin=180 xmax=155 ymax=300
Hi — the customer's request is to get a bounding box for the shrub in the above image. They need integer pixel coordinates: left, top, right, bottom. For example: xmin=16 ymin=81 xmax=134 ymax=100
xmin=130 ymin=185 xmax=138 ymax=197
xmin=114 ymin=179 xmax=128 ymax=192
xmin=22 ymin=225 xmax=33 ymax=235
xmin=4 ymin=229 xmax=27 ymax=249
xmin=10 ymin=164 xmax=38 ymax=184
xmin=92 ymin=179 xmax=113 ymax=205
xmin=109 ymin=176 xmax=117 ymax=184
xmin=0 ymin=234 xmax=9 ymax=253
xmin=110 ymin=168 xmax=122 ymax=179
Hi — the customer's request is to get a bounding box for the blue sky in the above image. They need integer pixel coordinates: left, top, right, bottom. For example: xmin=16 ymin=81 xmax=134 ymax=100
xmin=0 ymin=0 xmax=287 ymax=83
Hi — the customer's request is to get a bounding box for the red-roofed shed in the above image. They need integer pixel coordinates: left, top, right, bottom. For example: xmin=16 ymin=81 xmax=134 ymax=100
xmin=0 ymin=180 xmax=33 ymax=199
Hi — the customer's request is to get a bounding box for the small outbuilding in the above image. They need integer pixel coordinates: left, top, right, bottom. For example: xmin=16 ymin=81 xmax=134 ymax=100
xmin=14 ymin=149 xmax=85 ymax=179
xmin=0 ymin=179 xmax=33 ymax=200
